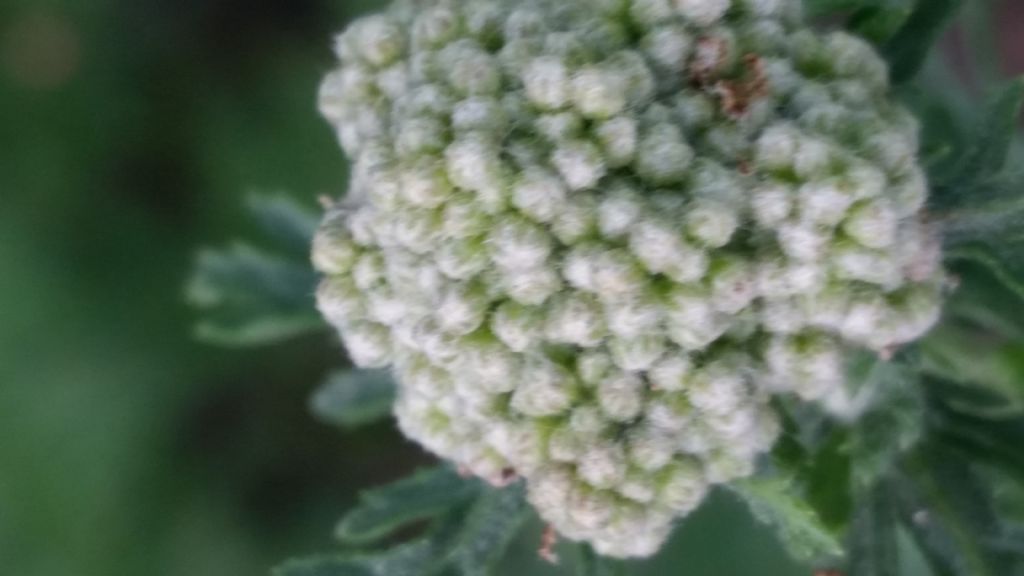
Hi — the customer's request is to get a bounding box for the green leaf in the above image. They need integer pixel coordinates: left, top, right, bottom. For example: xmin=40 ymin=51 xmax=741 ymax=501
xmin=945 ymin=241 xmax=1024 ymax=304
xmin=920 ymin=320 xmax=1024 ymax=406
xmin=926 ymin=378 xmax=1024 ymax=482
xmin=894 ymin=444 xmax=1021 ymax=576
xmin=849 ymin=357 xmax=925 ymax=489
xmin=446 ymin=483 xmax=532 ymax=576
xmin=576 ymin=545 xmax=624 ymax=576
xmin=186 ymin=243 xmax=322 ymax=346
xmin=804 ymin=430 xmax=853 ymax=533
xmin=847 ymin=5 xmax=911 ymax=45
xmin=275 ymin=511 xmax=466 ymax=576
xmin=847 ymin=483 xmax=899 ymax=576
xmin=310 ymin=370 xmax=396 ymax=429
xmin=245 ymin=194 xmax=319 ymax=259
xmin=731 ymin=476 xmax=844 ymax=562
xmin=335 ymin=467 xmax=480 ymax=545
xmin=804 ymin=0 xmax=890 ymax=17
xmin=881 ymin=0 xmax=963 ymax=84
xmin=946 ymin=78 xmax=1024 ymax=191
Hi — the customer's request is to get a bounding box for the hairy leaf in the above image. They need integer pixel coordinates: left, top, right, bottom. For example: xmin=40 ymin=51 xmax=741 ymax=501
xmin=311 ymin=369 xmax=396 ymax=429
xmin=949 ymin=78 xmax=1024 ymax=190
xmin=926 ymin=378 xmax=1024 ymax=482
xmin=731 ymin=476 xmax=844 ymax=562
xmin=575 ymin=545 xmax=623 ymax=576
xmin=847 ymin=483 xmax=899 ymax=576
xmin=849 ymin=357 xmax=925 ymax=489
xmin=847 ymin=5 xmax=911 ymax=45
xmin=276 ymin=511 xmax=466 ymax=576
xmin=186 ymin=243 xmax=322 ymax=346
xmin=882 ymin=0 xmax=962 ymax=84
xmin=446 ymin=483 xmax=532 ymax=575
xmin=895 ymin=445 xmax=1021 ymax=576
xmin=246 ymin=194 xmax=319 ymax=259
xmin=335 ymin=467 xmax=480 ymax=544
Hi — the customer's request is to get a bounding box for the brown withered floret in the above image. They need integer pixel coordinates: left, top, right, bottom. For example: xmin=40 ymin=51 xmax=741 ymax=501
xmin=713 ymin=54 xmax=770 ymax=119
xmin=539 ymin=524 xmax=560 ymax=564
xmin=691 ymin=43 xmax=771 ymax=119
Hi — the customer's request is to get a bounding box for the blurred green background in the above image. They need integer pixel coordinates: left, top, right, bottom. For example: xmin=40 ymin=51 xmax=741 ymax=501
xmin=0 ymin=1 xmax=1021 ymax=575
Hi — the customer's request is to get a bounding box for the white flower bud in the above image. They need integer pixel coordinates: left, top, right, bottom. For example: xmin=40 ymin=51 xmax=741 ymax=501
xmin=452 ymin=97 xmax=506 ymax=133
xmin=610 ymin=335 xmax=667 ymax=371
xmin=441 ymin=192 xmax=490 ymax=239
xmin=685 ymin=200 xmax=738 ymax=248
xmin=750 ymin=182 xmax=793 ymax=229
xmin=552 ymin=140 xmax=608 ymax=190
xmin=522 ymin=56 xmax=571 ymax=110
xmin=352 ymin=16 xmax=405 ymax=68
xmin=643 ymin=25 xmax=693 ymax=71
xmin=659 ymin=459 xmax=708 ymax=513
xmin=511 ymin=356 xmax=576 ymax=416
xmin=797 ymin=179 xmax=855 ymax=226
xmin=710 ymin=257 xmax=757 ymax=314
xmin=312 ymin=218 xmax=359 ymax=276
xmin=435 ymin=238 xmax=489 ymax=280
xmin=489 ymin=216 xmax=553 ymax=270
xmin=436 ymin=283 xmax=489 ymax=335
xmin=703 ymin=451 xmax=754 ymax=483
xmin=754 ymin=123 xmax=799 ymax=172
xmin=843 ymin=198 xmax=897 ymax=249
xmin=342 ymin=321 xmax=393 ymax=368
xmin=512 ymin=168 xmax=569 ymax=223
xmin=635 ymin=125 xmax=695 ymax=185
xmin=619 ymin=471 xmax=658 ymax=503
xmin=491 ymin=301 xmax=545 ymax=352
xmin=536 ymin=111 xmax=585 ymax=142
xmin=317 ymin=276 xmax=366 ymax=327
xmin=578 ymin=444 xmax=628 ymax=489
xmin=591 ymin=249 xmax=647 ymax=298
xmin=400 ymin=162 xmax=451 ymax=208
xmin=545 ymin=292 xmax=607 ymax=347
xmin=598 ymin=183 xmax=644 ymax=238
xmin=500 ymin=264 xmax=563 ymax=305
xmin=445 ymin=134 xmax=505 ymax=198
xmin=548 ymin=425 xmax=585 ymax=462
xmin=571 ymin=66 xmax=629 ymax=119
xmin=574 ymin=350 xmax=614 ymax=387
xmin=777 ymin=221 xmax=828 ymax=262
xmin=630 ymin=0 xmax=675 ymax=27
xmin=628 ymin=426 xmax=677 ymax=471
xmin=648 ymin=356 xmax=693 ymax=392
xmin=673 ymin=0 xmax=731 ymax=26
xmin=464 ymin=338 xmax=521 ymax=393
xmin=597 ymin=372 xmax=645 ymax=422
xmin=594 ymin=116 xmax=639 ymax=167
xmin=413 ymin=6 xmax=461 ymax=48
xmin=441 ymin=41 xmax=501 ymax=95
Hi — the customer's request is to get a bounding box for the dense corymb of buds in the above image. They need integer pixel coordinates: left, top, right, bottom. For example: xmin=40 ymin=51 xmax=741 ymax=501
xmin=313 ymin=0 xmax=944 ymax=558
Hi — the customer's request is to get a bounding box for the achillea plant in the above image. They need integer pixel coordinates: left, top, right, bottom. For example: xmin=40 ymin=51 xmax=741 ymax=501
xmin=313 ymin=0 xmax=942 ymax=558
xmin=190 ymin=0 xmax=1024 ymax=573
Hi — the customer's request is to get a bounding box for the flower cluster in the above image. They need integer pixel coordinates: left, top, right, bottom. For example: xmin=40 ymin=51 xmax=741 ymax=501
xmin=313 ymin=0 xmax=944 ymax=558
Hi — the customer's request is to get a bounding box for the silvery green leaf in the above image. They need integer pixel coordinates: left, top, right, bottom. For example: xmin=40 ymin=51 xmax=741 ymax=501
xmin=895 ymin=445 xmax=1021 ymax=576
xmin=311 ymin=369 xmax=396 ymax=429
xmin=731 ymin=476 xmax=844 ymax=562
xmin=882 ymin=0 xmax=963 ymax=84
xmin=446 ymin=483 xmax=531 ymax=576
xmin=186 ymin=243 xmax=322 ymax=346
xmin=847 ymin=484 xmax=900 ymax=576
xmin=246 ymin=194 xmax=319 ymax=259
xmin=335 ymin=467 xmax=480 ymax=545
